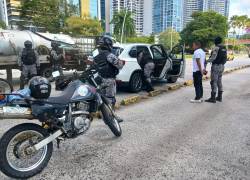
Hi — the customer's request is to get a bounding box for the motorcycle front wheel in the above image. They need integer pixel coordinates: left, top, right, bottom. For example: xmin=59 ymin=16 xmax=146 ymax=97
xmin=0 ymin=123 xmax=53 ymax=179
xmin=100 ymin=104 xmax=122 ymax=137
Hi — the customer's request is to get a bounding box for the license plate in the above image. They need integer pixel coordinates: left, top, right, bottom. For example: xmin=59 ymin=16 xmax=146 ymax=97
xmin=52 ymin=71 xmax=60 ymax=78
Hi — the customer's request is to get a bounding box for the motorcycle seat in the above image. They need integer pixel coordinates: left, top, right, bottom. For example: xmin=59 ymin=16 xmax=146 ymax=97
xmin=46 ymin=81 xmax=81 ymax=104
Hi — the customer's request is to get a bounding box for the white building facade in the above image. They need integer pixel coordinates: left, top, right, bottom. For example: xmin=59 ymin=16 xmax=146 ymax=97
xmin=112 ymin=0 xmax=145 ymax=35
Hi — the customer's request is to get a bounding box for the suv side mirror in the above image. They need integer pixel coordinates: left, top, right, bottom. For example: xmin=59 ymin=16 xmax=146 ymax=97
xmin=129 ymin=50 xmax=137 ymax=58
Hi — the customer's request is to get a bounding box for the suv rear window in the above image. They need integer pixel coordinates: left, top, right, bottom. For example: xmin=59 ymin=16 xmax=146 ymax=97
xmin=112 ymin=47 xmax=123 ymax=56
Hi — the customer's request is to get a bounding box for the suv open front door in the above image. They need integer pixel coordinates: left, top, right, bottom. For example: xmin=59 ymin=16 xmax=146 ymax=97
xmin=168 ymin=45 xmax=186 ymax=79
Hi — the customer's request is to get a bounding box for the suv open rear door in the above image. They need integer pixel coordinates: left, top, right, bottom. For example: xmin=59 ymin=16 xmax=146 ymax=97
xmin=150 ymin=44 xmax=171 ymax=79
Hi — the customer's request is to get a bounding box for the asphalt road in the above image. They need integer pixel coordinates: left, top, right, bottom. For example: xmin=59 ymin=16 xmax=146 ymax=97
xmin=116 ymin=56 xmax=250 ymax=102
xmin=1 ymin=56 xmax=250 ymax=103
xmin=1 ymin=67 xmax=250 ymax=179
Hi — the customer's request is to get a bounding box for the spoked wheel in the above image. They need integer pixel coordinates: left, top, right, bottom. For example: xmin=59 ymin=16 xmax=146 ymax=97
xmin=0 ymin=123 xmax=53 ymax=179
xmin=100 ymin=104 xmax=122 ymax=137
xmin=0 ymin=78 xmax=13 ymax=93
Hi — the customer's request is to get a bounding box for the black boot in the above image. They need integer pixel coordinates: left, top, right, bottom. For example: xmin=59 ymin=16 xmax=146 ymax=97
xmin=205 ymin=92 xmax=216 ymax=103
xmin=216 ymin=91 xmax=223 ymax=102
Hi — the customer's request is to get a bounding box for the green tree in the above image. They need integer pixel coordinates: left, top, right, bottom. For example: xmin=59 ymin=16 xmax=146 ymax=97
xmin=181 ymin=11 xmax=229 ymax=48
xmin=159 ymin=28 xmax=180 ymax=50
xmin=110 ymin=10 xmax=135 ymax=42
xmin=126 ymin=35 xmax=155 ymax=44
xmin=20 ymin=0 xmax=67 ymax=33
xmin=0 ymin=20 xmax=6 ymax=29
xmin=64 ymin=16 xmax=103 ymax=36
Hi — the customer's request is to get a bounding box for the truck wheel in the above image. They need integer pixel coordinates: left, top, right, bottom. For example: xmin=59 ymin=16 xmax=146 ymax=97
xmin=41 ymin=67 xmax=52 ymax=79
xmin=0 ymin=78 xmax=13 ymax=93
xmin=129 ymin=71 xmax=142 ymax=93
xmin=167 ymin=77 xmax=178 ymax=83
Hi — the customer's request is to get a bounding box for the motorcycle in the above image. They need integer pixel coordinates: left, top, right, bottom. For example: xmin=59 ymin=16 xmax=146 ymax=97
xmin=0 ymin=65 xmax=122 ymax=179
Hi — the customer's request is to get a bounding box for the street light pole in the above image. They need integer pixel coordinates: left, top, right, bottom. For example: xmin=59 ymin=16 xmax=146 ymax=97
xmin=121 ymin=0 xmax=129 ymax=43
xmin=171 ymin=18 xmax=173 ymax=50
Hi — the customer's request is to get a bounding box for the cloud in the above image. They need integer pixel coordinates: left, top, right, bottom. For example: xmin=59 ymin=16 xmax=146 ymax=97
xmin=230 ymin=0 xmax=250 ymax=17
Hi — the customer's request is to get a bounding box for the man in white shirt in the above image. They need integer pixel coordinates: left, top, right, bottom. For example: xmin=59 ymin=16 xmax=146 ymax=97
xmin=190 ymin=41 xmax=207 ymax=103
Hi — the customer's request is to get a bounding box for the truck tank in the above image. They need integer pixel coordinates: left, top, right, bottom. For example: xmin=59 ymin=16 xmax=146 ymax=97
xmin=0 ymin=30 xmax=75 ymax=56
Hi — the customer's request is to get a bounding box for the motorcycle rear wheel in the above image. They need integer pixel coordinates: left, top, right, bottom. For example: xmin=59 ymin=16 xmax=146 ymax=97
xmin=0 ymin=123 xmax=53 ymax=179
xmin=100 ymin=104 xmax=122 ymax=137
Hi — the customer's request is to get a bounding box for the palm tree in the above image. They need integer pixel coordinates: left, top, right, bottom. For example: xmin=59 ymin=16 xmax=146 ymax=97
xmin=238 ymin=15 xmax=248 ymax=36
xmin=230 ymin=15 xmax=239 ymax=38
xmin=110 ymin=10 xmax=135 ymax=42
xmin=246 ymin=18 xmax=250 ymax=33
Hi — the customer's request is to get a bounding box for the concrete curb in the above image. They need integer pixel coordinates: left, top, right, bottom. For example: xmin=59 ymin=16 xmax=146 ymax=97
xmin=117 ymin=65 xmax=250 ymax=107
xmin=121 ymin=95 xmax=141 ymax=106
xmin=184 ymin=80 xmax=193 ymax=86
xmin=148 ymin=89 xmax=164 ymax=97
xmin=167 ymin=84 xmax=182 ymax=90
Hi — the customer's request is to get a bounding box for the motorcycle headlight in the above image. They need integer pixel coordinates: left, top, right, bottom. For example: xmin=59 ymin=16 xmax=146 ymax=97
xmin=77 ymin=85 xmax=89 ymax=97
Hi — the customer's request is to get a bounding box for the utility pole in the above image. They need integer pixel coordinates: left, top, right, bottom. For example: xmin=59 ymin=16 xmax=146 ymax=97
xmin=121 ymin=0 xmax=129 ymax=43
xmin=171 ymin=19 xmax=173 ymax=50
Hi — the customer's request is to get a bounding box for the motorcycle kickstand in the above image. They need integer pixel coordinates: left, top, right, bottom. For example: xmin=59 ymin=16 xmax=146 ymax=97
xmin=56 ymin=137 xmax=64 ymax=149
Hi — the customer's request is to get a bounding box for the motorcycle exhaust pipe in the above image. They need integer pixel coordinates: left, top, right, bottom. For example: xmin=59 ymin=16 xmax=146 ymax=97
xmin=0 ymin=106 xmax=34 ymax=120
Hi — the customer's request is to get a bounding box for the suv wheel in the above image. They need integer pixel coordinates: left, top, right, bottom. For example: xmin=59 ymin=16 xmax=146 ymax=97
xmin=129 ymin=71 xmax=142 ymax=93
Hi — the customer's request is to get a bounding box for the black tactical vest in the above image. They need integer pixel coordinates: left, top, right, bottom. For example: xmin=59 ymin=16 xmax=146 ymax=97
xmin=94 ymin=51 xmax=118 ymax=78
xmin=213 ymin=45 xmax=227 ymax=65
xmin=21 ymin=48 xmax=36 ymax=65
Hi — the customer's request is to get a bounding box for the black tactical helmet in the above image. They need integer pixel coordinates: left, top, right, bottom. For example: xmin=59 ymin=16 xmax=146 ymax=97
xmin=29 ymin=76 xmax=51 ymax=99
xmin=51 ymin=41 xmax=60 ymax=49
xmin=214 ymin=36 xmax=222 ymax=45
xmin=24 ymin=40 xmax=32 ymax=49
xmin=97 ymin=36 xmax=113 ymax=51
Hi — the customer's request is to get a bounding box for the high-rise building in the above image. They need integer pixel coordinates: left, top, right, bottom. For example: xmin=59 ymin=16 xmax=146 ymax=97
xmin=68 ymin=0 xmax=81 ymax=16
xmin=5 ymin=0 xmax=26 ymax=29
xmin=207 ymin=0 xmax=230 ymax=17
xmin=143 ymin=0 xmax=153 ymax=35
xmin=153 ymin=0 xmax=183 ymax=34
xmin=0 ymin=0 xmax=8 ymax=27
xmin=111 ymin=0 xmax=144 ymax=35
xmin=183 ymin=0 xmax=204 ymax=27
xmin=80 ymin=0 xmax=101 ymax=19
xmin=183 ymin=0 xmax=230 ymax=28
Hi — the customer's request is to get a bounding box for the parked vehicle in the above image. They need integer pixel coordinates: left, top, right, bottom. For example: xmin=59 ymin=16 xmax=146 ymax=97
xmin=0 ymin=78 xmax=13 ymax=94
xmin=0 ymin=30 xmax=96 ymax=81
xmin=90 ymin=43 xmax=186 ymax=92
xmin=0 ymin=65 xmax=122 ymax=179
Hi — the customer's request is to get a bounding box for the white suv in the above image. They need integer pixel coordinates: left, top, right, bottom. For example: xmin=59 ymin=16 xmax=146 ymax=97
xmin=91 ymin=43 xmax=186 ymax=93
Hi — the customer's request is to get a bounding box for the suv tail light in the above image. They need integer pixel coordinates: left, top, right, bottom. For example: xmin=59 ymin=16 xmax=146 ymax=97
xmin=120 ymin=60 xmax=126 ymax=65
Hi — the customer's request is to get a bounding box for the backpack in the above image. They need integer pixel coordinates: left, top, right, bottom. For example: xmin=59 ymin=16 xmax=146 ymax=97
xmin=21 ymin=49 xmax=36 ymax=65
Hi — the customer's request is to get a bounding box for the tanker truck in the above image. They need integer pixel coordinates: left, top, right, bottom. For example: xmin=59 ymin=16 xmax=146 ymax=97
xmin=0 ymin=29 xmax=96 ymax=83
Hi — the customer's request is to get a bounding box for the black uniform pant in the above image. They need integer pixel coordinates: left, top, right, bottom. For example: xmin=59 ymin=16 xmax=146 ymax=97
xmin=193 ymin=71 xmax=203 ymax=100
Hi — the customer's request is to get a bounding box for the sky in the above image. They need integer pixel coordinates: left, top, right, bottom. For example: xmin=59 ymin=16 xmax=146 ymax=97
xmin=229 ymin=0 xmax=250 ymax=18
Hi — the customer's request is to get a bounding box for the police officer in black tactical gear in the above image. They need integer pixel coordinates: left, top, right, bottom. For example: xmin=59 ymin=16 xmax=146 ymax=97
xmin=205 ymin=36 xmax=227 ymax=103
xmin=18 ymin=40 xmax=40 ymax=89
xmin=137 ymin=50 xmax=155 ymax=92
xmin=93 ymin=36 xmax=124 ymax=110
xmin=50 ymin=41 xmax=64 ymax=76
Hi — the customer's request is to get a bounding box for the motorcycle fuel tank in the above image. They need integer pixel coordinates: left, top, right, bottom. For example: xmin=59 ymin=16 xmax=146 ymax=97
xmin=71 ymin=84 xmax=96 ymax=102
